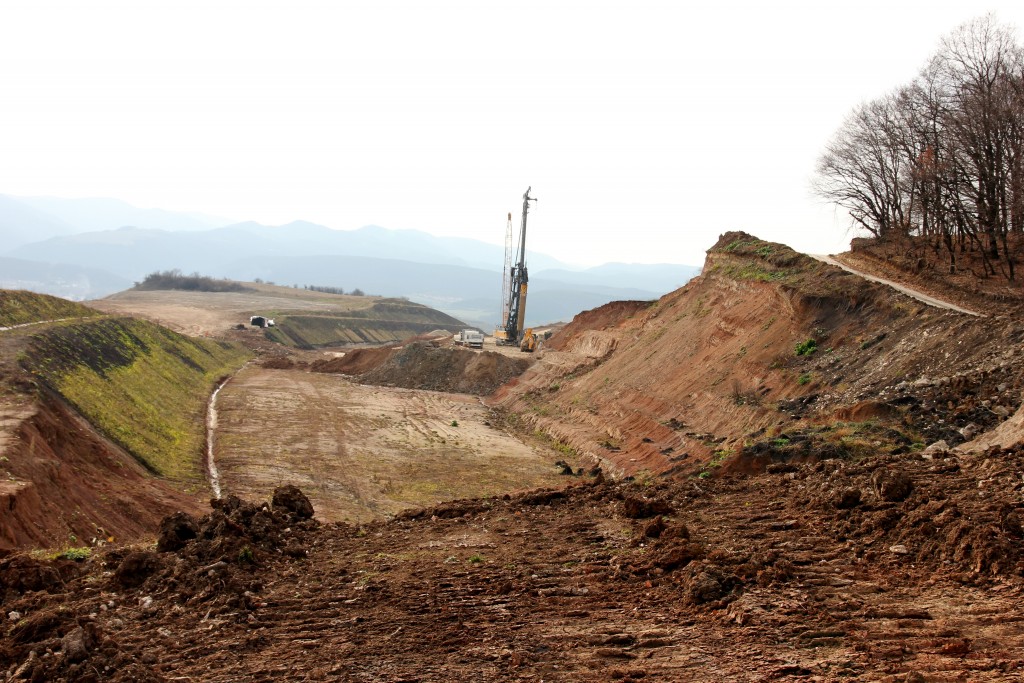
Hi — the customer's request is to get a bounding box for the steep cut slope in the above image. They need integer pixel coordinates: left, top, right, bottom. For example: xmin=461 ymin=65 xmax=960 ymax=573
xmin=21 ymin=317 xmax=251 ymax=480
xmin=489 ymin=232 xmax=1024 ymax=477
xmin=0 ymin=395 xmax=203 ymax=550
xmin=1 ymin=291 xmax=249 ymax=549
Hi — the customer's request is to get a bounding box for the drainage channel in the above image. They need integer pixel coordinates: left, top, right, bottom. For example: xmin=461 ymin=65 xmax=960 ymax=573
xmin=205 ymin=376 xmax=232 ymax=499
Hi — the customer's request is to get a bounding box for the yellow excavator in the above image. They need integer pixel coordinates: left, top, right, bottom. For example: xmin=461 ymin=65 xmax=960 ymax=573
xmin=495 ymin=187 xmax=538 ymax=352
xmin=519 ymin=328 xmax=538 ymax=352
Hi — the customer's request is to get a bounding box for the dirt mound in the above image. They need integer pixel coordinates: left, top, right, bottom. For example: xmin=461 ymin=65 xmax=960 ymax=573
xmin=350 ymin=342 xmax=532 ymax=396
xmin=0 ymin=486 xmax=318 ymax=682
xmin=259 ymin=356 xmax=300 ymax=370
xmin=309 ymin=345 xmax=395 ymax=375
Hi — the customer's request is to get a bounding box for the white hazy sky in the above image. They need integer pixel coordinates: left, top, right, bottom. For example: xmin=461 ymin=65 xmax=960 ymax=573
xmin=3 ymin=1 xmax=1024 ymax=267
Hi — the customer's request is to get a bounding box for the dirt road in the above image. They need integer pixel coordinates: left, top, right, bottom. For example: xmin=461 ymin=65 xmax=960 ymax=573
xmin=210 ymin=367 xmax=575 ymax=523
xmin=810 ymin=254 xmax=982 ymax=316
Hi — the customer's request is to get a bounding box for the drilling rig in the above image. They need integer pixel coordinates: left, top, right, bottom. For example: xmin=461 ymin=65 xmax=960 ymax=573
xmin=495 ymin=186 xmax=537 ymax=349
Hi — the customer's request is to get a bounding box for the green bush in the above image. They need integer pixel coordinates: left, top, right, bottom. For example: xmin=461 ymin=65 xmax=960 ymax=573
xmin=795 ymin=338 xmax=818 ymax=356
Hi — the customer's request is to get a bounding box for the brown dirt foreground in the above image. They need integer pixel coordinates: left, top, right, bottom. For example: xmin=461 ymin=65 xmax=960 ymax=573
xmin=4 ymin=443 xmax=1024 ymax=682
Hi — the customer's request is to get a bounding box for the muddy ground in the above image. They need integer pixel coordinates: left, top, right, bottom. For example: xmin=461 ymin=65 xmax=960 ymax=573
xmin=3 ymin=442 xmax=1024 ymax=682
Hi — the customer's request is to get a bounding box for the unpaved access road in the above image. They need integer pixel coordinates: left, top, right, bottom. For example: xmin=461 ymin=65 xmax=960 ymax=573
xmin=810 ymin=254 xmax=983 ymax=316
xmin=210 ymin=366 xmax=575 ymax=523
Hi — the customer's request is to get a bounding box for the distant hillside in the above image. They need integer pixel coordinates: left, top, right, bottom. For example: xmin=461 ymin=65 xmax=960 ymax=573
xmin=6 ymin=194 xmax=228 ymax=234
xmin=0 ymin=194 xmax=76 ymax=250
xmin=0 ymin=256 xmax=131 ymax=300
xmin=264 ymin=299 xmax=466 ymax=349
xmin=6 ymin=204 xmax=700 ymax=324
xmin=95 ymin=283 xmax=466 ymax=348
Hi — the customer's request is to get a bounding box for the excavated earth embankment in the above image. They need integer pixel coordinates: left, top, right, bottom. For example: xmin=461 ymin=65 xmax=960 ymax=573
xmin=311 ymin=341 xmax=532 ymax=397
xmin=489 ymin=232 xmax=1024 ymax=478
xmin=0 ymin=396 xmax=202 ymax=550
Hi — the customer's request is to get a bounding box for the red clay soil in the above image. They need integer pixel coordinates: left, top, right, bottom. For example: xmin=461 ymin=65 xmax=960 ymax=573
xmin=309 ymin=346 xmax=396 ymax=375
xmin=3 ymin=443 xmax=1024 ymax=682
xmin=0 ymin=395 xmax=204 ymax=552
xmin=489 ymin=232 xmax=1024 ymax=478
xmin=545 ymin=300 xmax=654 ymax=352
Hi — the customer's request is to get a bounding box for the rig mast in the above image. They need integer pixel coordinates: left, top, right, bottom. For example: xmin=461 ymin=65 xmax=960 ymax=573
xmin=496 ymin=187 xmax=536 ymax=345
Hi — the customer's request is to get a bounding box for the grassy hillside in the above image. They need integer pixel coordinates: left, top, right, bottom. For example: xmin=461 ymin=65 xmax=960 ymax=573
xmin=22 ymin=317 xmax=251 ymax=481
xmin=0 ymin=289 xmax=100 ymax=327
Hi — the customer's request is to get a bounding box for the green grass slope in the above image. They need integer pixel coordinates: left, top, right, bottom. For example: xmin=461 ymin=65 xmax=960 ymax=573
xmin=22 ymin=317 xmax=251 ymax=481
xmin=0 ymin=289 xmax=100 ymax=327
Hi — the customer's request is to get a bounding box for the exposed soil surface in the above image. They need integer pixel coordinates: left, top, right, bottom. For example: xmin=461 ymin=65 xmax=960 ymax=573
xmin=488 ymin=232 xmax=1024 ymax=478
xmin=4 ymin=231 xmax=1024 ymax=681
xmin=91 ymin=287 xmax=375 ymax=338
xmin=211 ymin=366 xmax=578 ymax=523
xmin=3 ymin=442 xmax=1024 ymax=681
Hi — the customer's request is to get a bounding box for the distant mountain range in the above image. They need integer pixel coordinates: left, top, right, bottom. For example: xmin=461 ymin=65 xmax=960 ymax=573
xmin=0 ymin=194 xmax=700 ymax=326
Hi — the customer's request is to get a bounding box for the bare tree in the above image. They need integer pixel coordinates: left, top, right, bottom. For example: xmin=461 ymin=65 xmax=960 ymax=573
xmin=815 ymin=14 xmax=1024 ymax=281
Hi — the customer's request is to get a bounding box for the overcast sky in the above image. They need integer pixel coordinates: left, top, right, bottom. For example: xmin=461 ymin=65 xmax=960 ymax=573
xmin=3 ymin=1 xmax=1024 ymax=267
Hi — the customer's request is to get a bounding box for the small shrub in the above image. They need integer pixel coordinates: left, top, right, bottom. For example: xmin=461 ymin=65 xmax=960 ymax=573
xmin=795 ymin=339 xmax=818 ymax=356
xmin=468 ymin=554 xmax=484 ymax=565
xmin=55 ymin=547 xmax=91 ymax=561
xmin=238 ymin=546 xmax=255 ymax=564
xmin=798 ymin=373 xmax=812 ymax=385
xmin=450 ymin=420 xmax=459 ymax=427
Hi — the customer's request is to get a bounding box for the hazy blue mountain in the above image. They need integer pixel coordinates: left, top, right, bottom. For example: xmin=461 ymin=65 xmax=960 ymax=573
xmin=17 ymin=195 xmax=229 ymax=233
xmin=8 ymin=221 xmax=575 ymax=279
xmin=6 ymin=211 xmax=700 ymax=325
xmin=220 ymin=222 xmax=568 ymax=271
xmin=0 ymin=195 xmax=78 ymax=251
xmin=0 ymin=256 xmax=131 ymax=300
